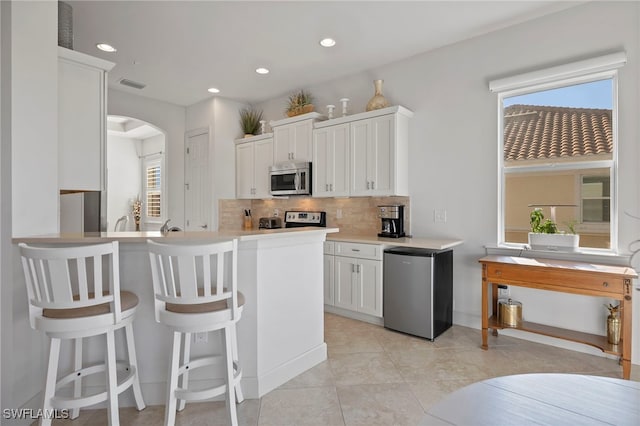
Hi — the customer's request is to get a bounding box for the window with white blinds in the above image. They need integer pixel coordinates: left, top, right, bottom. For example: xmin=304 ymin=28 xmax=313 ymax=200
xmin=144 ymin=158 xmax=162 ymax=220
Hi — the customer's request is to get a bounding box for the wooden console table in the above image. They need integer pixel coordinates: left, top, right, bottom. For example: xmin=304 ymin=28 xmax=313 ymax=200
xmin=479 ymin=255 xmax=637 ymax=379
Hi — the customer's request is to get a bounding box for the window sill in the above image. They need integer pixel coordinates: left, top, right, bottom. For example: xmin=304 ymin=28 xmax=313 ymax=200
xmin=485 ymin=244 xmax=631 ymax=266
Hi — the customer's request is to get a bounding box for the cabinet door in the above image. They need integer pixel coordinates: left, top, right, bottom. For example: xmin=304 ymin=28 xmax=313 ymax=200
xmin=235 ymin=143 xmax=255 ymax=199
xmin=58 ymin=58 xmax=105 ymax=190
xmin=331 ymin=123 xmax=350 ymax=196
xmin=369 ymin=115 xmax=394 ymax=195
xmin=334 ymin=256 xmax=358 ymax=311
xmin=357 ymin=259 xmax=383 ymax=317
xmin=350 ymin=120 xmax=371 ymax=195
xmin=291 ymin=121 xmax=313 ymax=161
xmin=253 ymin=138 xmax=273 ymax=198
xmin=324 ymin=254 xmax=335 ymax=306
xmin=274 ymin=126 xmax=293 ymax=163
xmin=312 ymin=128 xmax=331 ymax=197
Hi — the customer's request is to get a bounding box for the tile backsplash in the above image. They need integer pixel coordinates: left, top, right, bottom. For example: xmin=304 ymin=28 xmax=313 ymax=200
xmin=219 ymin=196 xmax=410 ymax=235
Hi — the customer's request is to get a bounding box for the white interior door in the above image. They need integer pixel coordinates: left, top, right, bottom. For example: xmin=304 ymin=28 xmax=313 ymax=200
xmin=185 ymin=129 xmax=210 ymax=231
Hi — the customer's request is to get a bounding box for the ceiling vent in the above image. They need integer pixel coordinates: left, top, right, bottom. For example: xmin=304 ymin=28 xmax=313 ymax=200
xmin=119 ymin=78 xmax=146 ymax=90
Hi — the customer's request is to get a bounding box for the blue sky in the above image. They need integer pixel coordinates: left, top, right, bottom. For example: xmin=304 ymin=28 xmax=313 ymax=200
xmin=504 ymin=79 xmax=612 ymax=109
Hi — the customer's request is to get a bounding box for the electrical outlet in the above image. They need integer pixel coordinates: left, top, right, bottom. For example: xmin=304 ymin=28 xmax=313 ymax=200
xmin=434 ymin=209 xmax=447 ymax=223
xmin=273 ymin=209 xmax=279 ymax=217
xmin=336 ymin=208 xmax=343 ymax=219
xmin=498 ymin=285 xmax=509 ymax=297
xmin=194 ymin=332 xmax=208 ymax=344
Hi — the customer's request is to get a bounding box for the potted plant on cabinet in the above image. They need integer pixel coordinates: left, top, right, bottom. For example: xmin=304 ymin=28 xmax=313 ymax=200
xmin=239 ymin=106 xmax=263 ymax=137
xmin=286 ymin=89 xmax=314 ymax=117
xmin=528 ymin=207 xmax=579 ymax=252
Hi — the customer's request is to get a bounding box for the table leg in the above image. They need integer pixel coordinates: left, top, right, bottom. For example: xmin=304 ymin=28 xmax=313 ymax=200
xmin=481 ymin=264 xmax=488 ymax=350
xmin=621 ymin=282 xmax=632 ymax=379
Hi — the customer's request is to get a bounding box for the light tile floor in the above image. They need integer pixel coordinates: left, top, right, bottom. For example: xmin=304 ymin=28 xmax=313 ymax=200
xmin=46 ymin=313 xmax=639 ymax=425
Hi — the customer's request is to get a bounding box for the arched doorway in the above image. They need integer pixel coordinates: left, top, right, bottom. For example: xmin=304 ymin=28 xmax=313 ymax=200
xmin=107 ymin=115 xmax=167 ymax=231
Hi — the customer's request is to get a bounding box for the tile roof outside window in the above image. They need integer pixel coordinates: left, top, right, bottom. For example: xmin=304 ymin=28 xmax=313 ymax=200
xmin=503 ymin=104 xmax=612 ymax=162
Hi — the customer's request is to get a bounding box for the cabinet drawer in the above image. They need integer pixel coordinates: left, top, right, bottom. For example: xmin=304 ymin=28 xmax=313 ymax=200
xmin=486 ymin=264 xmax=624 ymax=294
xmin=324 ymin=241 xmax=335 ymax=255
xmin=335 ymin=242 xmax=382 ymax=260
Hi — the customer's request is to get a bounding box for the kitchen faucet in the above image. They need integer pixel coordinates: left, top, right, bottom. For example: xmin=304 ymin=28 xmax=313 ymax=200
xmin=114 ymin=215 xmax=128 ymax=232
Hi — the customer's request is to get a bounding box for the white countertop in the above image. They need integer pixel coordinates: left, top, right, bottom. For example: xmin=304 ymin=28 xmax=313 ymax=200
xmin=327 ymin=233 xmax=463 ymax=250
xmin=13 ymin=227 xmax=339 ymax=244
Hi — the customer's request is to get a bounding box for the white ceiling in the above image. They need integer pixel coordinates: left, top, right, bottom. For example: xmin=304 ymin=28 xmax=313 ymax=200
xmin=69 ymin=1 xmax=580 ymax=107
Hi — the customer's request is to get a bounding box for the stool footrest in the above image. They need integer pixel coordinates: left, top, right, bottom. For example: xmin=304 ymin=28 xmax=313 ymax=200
xmin=174 ymin=360 xmax=242 ymax=403
xmin=50 ymin=363 xmax=137 ymax=410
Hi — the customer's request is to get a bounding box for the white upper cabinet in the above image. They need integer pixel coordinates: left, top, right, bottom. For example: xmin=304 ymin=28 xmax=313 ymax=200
xmin=313 ymin=105 xmax=412 ymax=198
xmin=270 ymin=113 xmax=325 ymax=163
xmin=312 ymin=123 xmax=350 ymax=197
xmin=58 ymin=47 xmax=114 ymax=191
xmin=235 ymin=134 xmax=274 ymax=199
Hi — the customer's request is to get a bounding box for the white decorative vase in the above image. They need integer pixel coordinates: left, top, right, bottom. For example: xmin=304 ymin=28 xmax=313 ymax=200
xmin=528 ymin=233 xmax=579 ymax=252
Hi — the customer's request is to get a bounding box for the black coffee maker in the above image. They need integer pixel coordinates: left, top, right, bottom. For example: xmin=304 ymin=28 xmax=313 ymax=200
xmin=378 ymin=205 xmax=405 ymax=238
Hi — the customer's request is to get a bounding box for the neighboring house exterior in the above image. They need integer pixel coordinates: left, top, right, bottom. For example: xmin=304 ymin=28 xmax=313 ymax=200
xmin=503 ymin=104 xmax=613 ymax=248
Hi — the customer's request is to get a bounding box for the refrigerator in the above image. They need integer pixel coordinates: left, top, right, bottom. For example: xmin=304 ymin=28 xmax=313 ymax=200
xmin=60 ymin=191 xmax=101 ymax=232
xmin=383 ymin=247 xmax=453 ymax=340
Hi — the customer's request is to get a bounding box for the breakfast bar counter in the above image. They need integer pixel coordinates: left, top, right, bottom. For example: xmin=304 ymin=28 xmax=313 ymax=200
xmin=10 ymin=227 xmax=338 ymax=406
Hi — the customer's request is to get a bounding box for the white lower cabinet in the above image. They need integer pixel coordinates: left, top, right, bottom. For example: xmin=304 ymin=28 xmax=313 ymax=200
xmin=324 ymin=241 xmax=383 ymax=318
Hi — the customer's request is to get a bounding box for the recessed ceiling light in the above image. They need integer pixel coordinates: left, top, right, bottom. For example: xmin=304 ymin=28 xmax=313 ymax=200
xmin=207 ymin=87 xmax=220 ymax=94
xmin=319 ymin=38 xmax=336 ymax=48
xmin=96 ymin=43 xmax=117 ymax=53
xmin=256 ymin=68 xmax=270 ymax=75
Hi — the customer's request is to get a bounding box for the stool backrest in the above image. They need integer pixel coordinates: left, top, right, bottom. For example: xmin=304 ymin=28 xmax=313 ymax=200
xmin=19 ymin=241 xmax=122 ymax=328
xmin=147 ymin=239 xmax=239 ymax=322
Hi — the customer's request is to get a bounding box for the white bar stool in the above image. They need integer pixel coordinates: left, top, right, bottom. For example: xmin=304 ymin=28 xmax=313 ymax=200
xmin=147 ymin=239 xmax=244 ymax=426
xmin=19 ymin=241 xmax=145 ymax=425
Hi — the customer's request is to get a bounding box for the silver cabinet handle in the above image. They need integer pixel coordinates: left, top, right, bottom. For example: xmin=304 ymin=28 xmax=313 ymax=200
xmin=325 ymin=184 xmax=329 ymax=191
xmin=351 ymin=264 xmax=355 ymax=273
xmin=366 ymin=181 xmax=370 ymax=190
xmin=200 ymin=224 xmax=208 ymax=229
xmin=372 ymin=181 xmax=375 ymax=190
xmin=330 ymin=183 xmax=333 ymax=191
xmin=357 ymin=264 xmax=361 ymax=273
xmin=351 ymin=248 xmax=360 ymax=252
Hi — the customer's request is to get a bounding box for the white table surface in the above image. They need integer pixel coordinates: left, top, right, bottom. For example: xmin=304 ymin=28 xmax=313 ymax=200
xmin=424 ymin=373 xmax=640 ymax=425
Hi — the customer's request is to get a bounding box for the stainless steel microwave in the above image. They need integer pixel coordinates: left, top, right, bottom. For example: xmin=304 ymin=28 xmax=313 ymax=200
xmin=269 ymin=162 xmax=311 ymax=196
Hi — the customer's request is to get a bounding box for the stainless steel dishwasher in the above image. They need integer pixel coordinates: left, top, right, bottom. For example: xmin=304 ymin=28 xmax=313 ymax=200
xmin=383 ymin=247 xmax=453 ymax=340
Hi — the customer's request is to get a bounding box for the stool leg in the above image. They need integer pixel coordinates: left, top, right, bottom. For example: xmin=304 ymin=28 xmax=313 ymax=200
xmin=177 ymin=332 xmax=191 ymax=412
xmin=165 ymin=331 xmax=181 ymax=426
xmin=223 ymin=327 xmax=238 ymax=426
xmin=125 ymin=323 xmax=146 ymax=411
xmin=40 ymin=338 xmax=61 ymax=426
xmin=105 ymin=330 xmax=119 ymax=426
xmin=71 ymin=338 xmax=82 ymax=419
xmin=230 ymin=325 xmax=244 ymax=403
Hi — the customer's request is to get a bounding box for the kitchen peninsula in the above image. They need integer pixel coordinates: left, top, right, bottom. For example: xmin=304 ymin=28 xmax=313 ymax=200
xmin=13 ymin=226 xmax=338 ymax=404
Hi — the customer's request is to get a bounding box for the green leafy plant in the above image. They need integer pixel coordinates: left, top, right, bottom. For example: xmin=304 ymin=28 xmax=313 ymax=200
xmin=530 ymin=208 xmax=579 ymax=234
xmin=286 ymin=89 xmax=314 ymax=115
xmin=239 ymin=106 xmax=263 ymax=135
xmin=530 ymin=208 xmax=558 ymax=234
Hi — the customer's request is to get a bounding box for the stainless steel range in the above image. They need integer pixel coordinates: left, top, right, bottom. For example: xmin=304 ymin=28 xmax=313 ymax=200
xmin=284 ymin=211 xmax=326 ymax=228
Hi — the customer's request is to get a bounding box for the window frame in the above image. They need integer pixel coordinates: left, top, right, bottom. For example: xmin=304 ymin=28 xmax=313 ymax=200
xmin=493 ymin=59 xmax=623 ymax=253
xmin=142 ymin=154 xmax=164 ymax=224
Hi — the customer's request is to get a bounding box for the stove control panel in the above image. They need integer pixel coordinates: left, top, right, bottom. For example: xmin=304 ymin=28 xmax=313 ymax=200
xmin=285 ymin=211 xmax=326 ymax=226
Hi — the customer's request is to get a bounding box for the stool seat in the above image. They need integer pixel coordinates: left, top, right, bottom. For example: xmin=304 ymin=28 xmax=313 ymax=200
xmin=19 ymin=242 xmax=146 ymax=426
xmin=148 ymin=239 xmax=243 ymax=426
xmin=43 ymin=290 xmax=139 ymax=319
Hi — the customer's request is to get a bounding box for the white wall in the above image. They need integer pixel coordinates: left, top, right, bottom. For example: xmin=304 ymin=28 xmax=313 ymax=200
xmin=186 ymin=96 xmax=245 ymax=230
xmin=4 ymin=0 xmax=58 ymax=414
xmin=256 ymin=2 xmax=640 ymax=358
xmin=107 ymin=135 xmax=141 ymax=231
xmin=11 ymin=1 xmax=58 ymax=237
xmin=108 ymin=89 xmax=186 ymax=228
